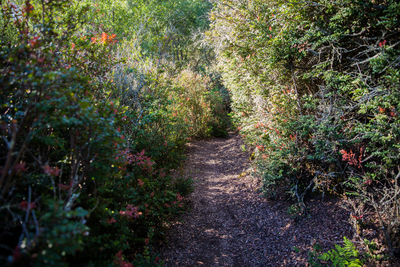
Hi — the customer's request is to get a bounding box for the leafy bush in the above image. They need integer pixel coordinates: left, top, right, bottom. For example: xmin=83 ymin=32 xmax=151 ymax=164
xmin=209 ymin=0 xmax=400 ymax=258
xmin=0 ymin=0 xmax=219 ymax=265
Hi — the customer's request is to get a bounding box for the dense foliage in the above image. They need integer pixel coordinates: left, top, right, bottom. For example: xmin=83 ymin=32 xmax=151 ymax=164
xmin=209 ymin=0 xmax=399 ymax=261
xmin=0 ymin=0 xmax=229 ymax=266
xmin=2 ymin=0 xmax=399 ymax=265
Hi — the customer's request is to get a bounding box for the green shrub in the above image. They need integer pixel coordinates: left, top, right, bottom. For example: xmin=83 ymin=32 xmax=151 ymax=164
xmin=209 ymin=0 xmax=400 ymax=257
xmin=0 ymin=0 xmax=205 ymax=265
xmin=309 ymin=237 xmax=363 ymax=267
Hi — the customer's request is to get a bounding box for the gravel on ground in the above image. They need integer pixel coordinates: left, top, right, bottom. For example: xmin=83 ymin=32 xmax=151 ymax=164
xmin=159 ymin=134 xmax=353 ymax=266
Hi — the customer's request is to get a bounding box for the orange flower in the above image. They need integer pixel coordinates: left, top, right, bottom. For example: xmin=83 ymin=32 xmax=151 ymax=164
xmin=91 ymin=37 xmax=97 ymax=44
xmin=43 ymin=165 xmax=60 ymax=176
xmin=29 ymin=36 xmax=40 ymax=47
xmin=351 ymin=214 xmax=363 ymax=220
xmin=101 ymin=32 xmax=108 ymax=44
xmin=108 ymin=34 xmax=117 ymax=43
xmin=176 ymin=193 xmax=183 ymax=202
xmin=24 ymin=3 xmax=34 ymax=14
xmin=340 ymin=149 xmax=361 ymax=168
xmin=138 ymin=179 xmax=144 ymax=187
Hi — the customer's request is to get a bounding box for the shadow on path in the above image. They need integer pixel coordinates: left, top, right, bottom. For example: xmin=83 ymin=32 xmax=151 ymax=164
xmin=159 ymin=134 xmax=352 ymax=266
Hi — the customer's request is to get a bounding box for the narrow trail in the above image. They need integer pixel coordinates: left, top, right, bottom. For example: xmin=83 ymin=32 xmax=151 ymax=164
xmin=159 ymin=134 xmax=352 ymax=266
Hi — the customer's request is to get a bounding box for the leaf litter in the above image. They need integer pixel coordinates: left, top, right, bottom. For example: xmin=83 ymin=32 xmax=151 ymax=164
xmin=158 ymin=134 xmax=353 ymax=266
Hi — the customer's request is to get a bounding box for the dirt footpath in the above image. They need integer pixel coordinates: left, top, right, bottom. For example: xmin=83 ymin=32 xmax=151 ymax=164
xmin=159 ymin=134 xmax=352 ymax=266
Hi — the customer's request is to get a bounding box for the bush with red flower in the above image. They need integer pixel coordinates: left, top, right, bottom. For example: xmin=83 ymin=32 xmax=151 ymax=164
xmin=209 ymin=0 xmax=400 ymax=261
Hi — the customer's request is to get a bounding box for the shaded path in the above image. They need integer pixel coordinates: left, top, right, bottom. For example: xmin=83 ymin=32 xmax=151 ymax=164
xmin=159 ymin=134 xmax=352 ymax=266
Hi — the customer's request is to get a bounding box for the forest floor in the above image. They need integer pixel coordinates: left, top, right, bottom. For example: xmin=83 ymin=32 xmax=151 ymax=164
xmin=158 ymin=134 xmax=353 ymax=266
